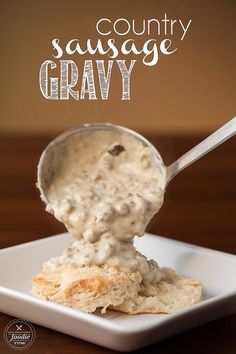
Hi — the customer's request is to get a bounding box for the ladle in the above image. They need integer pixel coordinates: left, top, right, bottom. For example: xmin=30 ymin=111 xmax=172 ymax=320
xmin=37 ymin=117 xmax=236 ymax=204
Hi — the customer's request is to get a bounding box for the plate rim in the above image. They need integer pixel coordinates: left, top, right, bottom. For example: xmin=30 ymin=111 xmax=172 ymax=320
xmin=0 ymin=285 xmax=236 ymax=335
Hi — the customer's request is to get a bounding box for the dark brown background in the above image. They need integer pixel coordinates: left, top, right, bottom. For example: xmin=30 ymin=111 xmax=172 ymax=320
xmin=1 ymin=0 xmax=235 ymax=134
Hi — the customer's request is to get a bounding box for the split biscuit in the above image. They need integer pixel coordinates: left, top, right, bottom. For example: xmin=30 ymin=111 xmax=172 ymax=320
xmin=32 ymin=264 xmax=142 ymax=313
xmin=32 ymin=265 xmax=201 ymax=314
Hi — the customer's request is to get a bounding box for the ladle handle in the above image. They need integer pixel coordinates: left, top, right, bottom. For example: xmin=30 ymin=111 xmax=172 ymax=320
xmin=166 ymin=116 xmax=236 ymax=184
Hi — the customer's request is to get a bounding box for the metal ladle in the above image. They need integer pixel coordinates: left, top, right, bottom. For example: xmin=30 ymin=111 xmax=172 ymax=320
xmin=37 ymin=117 xmax=236 ymax=205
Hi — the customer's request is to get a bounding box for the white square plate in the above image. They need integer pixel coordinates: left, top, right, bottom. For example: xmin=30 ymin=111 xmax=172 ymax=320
xmin=0 ymin=233 xmax=235 ymax=351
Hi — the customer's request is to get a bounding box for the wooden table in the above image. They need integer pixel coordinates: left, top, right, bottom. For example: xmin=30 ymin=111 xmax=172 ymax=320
xmin=0 ymin=134 xmax=235 ymax=354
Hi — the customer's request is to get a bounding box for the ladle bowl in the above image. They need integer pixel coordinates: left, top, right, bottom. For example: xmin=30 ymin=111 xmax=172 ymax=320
xmin=37 ymin=117 xmax=236 ymax=205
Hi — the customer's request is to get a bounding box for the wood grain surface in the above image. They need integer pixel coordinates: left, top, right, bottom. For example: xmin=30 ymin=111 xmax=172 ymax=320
xmin=0 ymin=134 xmax=235 ymax=354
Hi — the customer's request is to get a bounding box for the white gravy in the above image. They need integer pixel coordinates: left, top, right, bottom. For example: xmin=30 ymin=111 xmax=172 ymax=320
xmin=42 ymin=129 xmax=166 ymax=283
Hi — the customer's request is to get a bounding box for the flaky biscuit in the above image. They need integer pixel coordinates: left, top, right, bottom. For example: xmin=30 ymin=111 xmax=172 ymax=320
xmin=32 ymin=264 xmax=142 ymax=313
xmin=32 ymin=264 xmax=201 ymax=314
xmin=111 ymin=267 xmax=202 ymax=314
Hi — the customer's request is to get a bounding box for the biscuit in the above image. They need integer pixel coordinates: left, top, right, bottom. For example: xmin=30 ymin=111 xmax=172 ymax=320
xmin=111 ymin=267 xmax=202 ymax=314
xmin=32 ymin=265 xmax=201 ymax=314
xmin=32 ymin=264 xmax=142 ymax=313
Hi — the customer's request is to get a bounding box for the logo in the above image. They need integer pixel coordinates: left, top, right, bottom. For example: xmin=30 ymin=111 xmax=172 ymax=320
xmin=3 ymin=319 xmax=36 ymax=351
